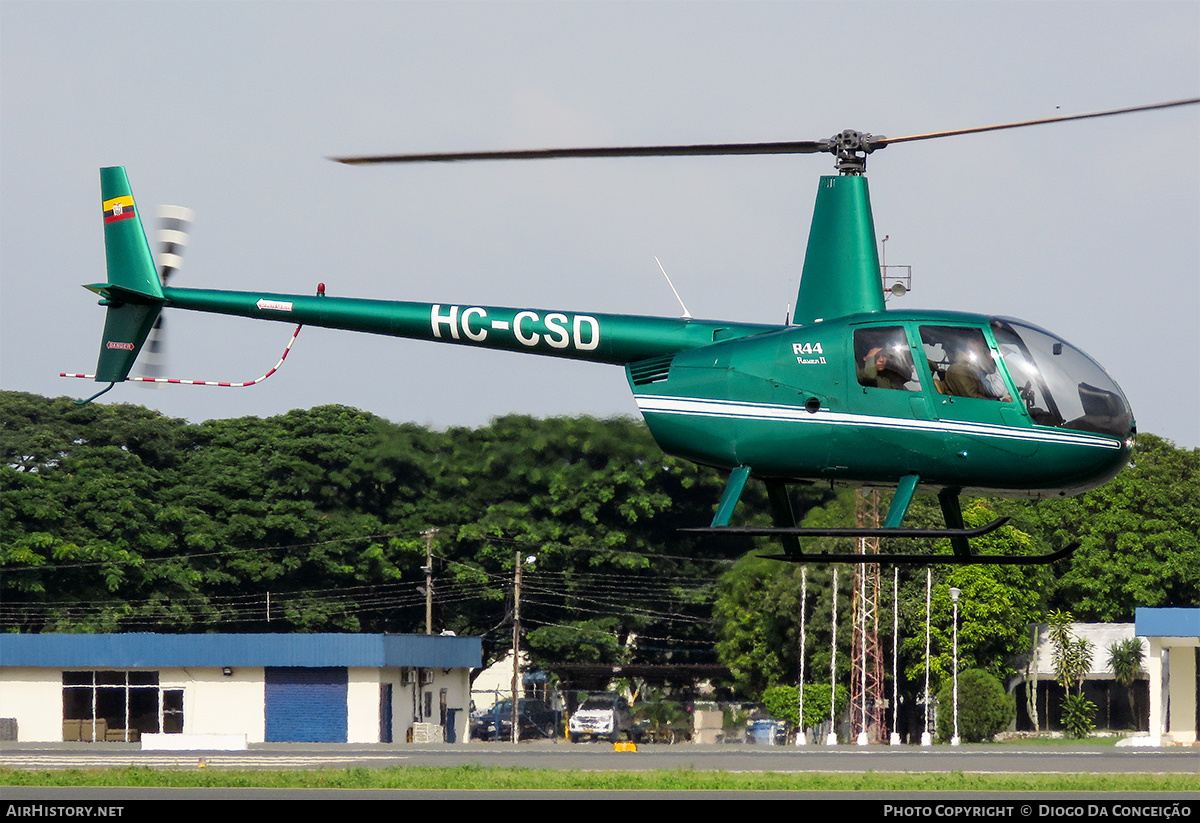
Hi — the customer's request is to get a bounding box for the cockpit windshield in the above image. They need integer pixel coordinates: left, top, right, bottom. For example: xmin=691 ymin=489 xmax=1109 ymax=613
xmin=990 ymin=318 xmax=1133 ymax=438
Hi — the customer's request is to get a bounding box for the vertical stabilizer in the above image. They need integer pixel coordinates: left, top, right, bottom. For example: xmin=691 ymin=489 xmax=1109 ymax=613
xmin=88 ymin=167 xmax=163 ymax=382
xmin=793 ymin=175 xmax=885 ymax=326
xmin=100 ymin=167 xmax=162 ymax=299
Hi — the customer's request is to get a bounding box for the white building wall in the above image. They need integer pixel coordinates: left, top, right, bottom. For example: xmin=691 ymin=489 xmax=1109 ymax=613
xmin=0 ymin=667 xmax=64 ymax=742
xmin=1 ymin=663 xmax=474 ymax=744
xmin=1165 ymin=645 xmax=1198 ymax=744
xmin=347 ymin=667 xmax=382 ymax=744
xmin=394 ymin=669 xmax=416 ymax=740
xmin=387 ymin=667 xmax=472 ymax=743
xmin=162 ymin=667 xmax=265 ymax=742
xmin=470 ymin=651 xmax=529 ymax=712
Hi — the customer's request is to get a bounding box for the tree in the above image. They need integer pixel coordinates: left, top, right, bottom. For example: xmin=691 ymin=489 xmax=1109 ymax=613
xmin=715 ymin=493 xmax=1049 ymax=703
xmin=935 ymin=669 xmax=1014 ymax=743
xmin=1006 ymin=435 xmax=1200 ymax=622
xmin=1048 ymin=609 xmax=1095 ymax=738
xmin=427 ymin=413 xmax=762 ymax=673
xmin=634 ymin=688 xmax=690 ymax=743
xmin=4 ymin=387 xmax=1191 ymax=711
xmin=898 ymin=500 xmax=1051 ymax=690
xmin=760 ymin=682 xmax=849 ymax=736
xmin=712 ymin=491 xmax=847 ymax=698
xmin=1 ymin=392 xmax=760 ymax=677
xmin=1107 ymin=637 xmax=1145 ymax=730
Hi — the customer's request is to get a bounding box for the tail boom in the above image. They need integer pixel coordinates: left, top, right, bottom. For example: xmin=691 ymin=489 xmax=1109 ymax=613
xmin=159 ymin=288 xmax=777 ymax=366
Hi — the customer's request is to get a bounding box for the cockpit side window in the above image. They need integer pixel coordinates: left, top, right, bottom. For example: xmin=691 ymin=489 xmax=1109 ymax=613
xmin=991 ymin=322 xmax=1063 ymax=426
xmin=854 ymin=327 xmax=920 ymax=392
xmin=919 ymin=326 xmax=1011 ymax=402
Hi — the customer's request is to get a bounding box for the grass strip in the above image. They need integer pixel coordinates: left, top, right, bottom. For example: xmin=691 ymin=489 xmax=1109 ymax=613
xmin=2 ymin=767 xmax=1196 ymax=792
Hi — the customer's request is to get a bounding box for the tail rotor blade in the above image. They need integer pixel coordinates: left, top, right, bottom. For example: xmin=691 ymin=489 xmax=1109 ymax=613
xmin=140 ymin=313 xmax=168 ymax=384
xmin=156 ymin=205 xmax=194 ymax=285
xmin=140 ymin=206 xmax=194 ymax=385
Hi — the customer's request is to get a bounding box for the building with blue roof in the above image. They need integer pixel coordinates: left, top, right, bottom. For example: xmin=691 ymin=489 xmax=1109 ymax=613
xmin=0 ymin=633 xmax=481 ymax=745
xmin=1134 ymin=608 xmax=1199 ymax=746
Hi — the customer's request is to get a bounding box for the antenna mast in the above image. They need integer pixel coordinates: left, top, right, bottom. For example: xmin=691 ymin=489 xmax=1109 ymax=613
xmin=851 ymin=489 xmax=887 ymax=743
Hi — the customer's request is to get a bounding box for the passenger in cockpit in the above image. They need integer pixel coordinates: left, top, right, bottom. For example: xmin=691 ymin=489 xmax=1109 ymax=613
xmin=944 ymin=341 xmax=1010 ymax=402
xmin=859 ymin=347 xmax=910 ymax=390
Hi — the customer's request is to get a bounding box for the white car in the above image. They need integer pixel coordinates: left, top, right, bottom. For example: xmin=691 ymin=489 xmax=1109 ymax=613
xmin=568 ymin=693 xmax=635 ymax=743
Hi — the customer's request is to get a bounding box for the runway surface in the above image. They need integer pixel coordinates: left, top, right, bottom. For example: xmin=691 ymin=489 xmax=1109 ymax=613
xmin=3 ymin=739 xmax=1197 ymax=774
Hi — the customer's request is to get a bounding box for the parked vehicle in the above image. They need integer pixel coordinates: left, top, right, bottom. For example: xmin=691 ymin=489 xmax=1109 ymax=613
xmin=470 ymin=698 xmax=557 ymax=741
xmin=568 ymin=692 xmax=636 ymax=743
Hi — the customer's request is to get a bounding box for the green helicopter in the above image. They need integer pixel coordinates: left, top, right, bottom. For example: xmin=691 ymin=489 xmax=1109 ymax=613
xmin=71 ymin=100 xmax=1198 ymax=564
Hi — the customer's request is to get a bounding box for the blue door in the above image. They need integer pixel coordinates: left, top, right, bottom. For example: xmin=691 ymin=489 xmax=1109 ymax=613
xmin=265 ymin=667 xmax=348 ymax=742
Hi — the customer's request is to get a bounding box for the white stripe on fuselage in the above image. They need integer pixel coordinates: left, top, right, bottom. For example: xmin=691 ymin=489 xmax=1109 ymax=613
xmin=633 ymin=395 xmax=1123 ymax=450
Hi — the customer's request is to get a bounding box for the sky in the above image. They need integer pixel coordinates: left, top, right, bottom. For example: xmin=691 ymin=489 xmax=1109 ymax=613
xmin=2 ymin=1 xmax=1197 ymax=448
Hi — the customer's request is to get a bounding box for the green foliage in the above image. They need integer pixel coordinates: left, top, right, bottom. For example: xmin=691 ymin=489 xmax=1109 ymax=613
xmin=934 ymin=669 xmax=1014 ymax=743
xmin=760 ymin=683 xmax=849 ymax=730
xmin=1047 ymin=609 xmax=1093 ymax=695
xmin=760 ymin=685 xmax=798 ymax=725
xmin=1061 ymin=693 xmax=1097 ymax=739
xmin=898 ymin=500 xmax=1051 ymax=691
xmin=4 ymin=388 xmax=1196 ymax=700
xmin=1003 ymin=434 xmax=1200 ymax=621
xmin=1107 ymin=637 xmax=1145 ymax=725
xmin=3 ymin=765 xmax=1198 ymax=793
xmin=1046 ymin=610 xmax=1096 ymax=738
xmin=721 ymin=704 xmax=749 ymax=732
xmin=525 ymin=619 xmax=626 ymax=666
xmin=0 ymin=391 xmax=743 ymax=675
xmin=712 ymin=491 xmax=845 ymax=696
xmin=799 ymin=683 xmax=849 ymax=731
xmin=1106 ymin=638 xmax=1144 ymax=689
xmin=634 ymin=689 xmax=690 ymax=742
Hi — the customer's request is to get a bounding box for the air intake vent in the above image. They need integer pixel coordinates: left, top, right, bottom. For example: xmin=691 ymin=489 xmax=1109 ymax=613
xmin=628 ymin=355 xmax=673 ymax=386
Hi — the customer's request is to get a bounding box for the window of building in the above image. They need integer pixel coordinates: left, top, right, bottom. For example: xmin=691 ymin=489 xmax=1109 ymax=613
xmin=62 ymin=671 xmax=181 ymax=742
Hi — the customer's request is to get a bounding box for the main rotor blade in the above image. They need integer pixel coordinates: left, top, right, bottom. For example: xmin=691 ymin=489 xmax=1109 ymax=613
xmin=332 ymin=140 xmax=827 ymax=165
xmin=880 ymin=97 xmax=1200 ymax=146
xmin=332 ymin=98 xmax=1198 ymax=167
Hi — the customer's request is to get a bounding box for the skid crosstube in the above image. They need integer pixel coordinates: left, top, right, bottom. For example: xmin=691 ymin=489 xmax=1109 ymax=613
xmin=684 ymin=515 xmax=1011 ymax=540
xmin=685 ymin=517 xmax=1077 ymax=565
xmin=751 ymin=543 xmax=1078 ymax=566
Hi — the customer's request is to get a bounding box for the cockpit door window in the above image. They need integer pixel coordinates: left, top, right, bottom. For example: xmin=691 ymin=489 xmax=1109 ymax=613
xmin=853 ymin=326 xmax=921 ymax=392
xmin=919 ymin=325 xmax=1012 ymax=402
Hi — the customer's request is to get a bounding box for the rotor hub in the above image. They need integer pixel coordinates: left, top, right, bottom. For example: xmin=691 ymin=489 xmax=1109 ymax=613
xmin=819 ymin=130 xmax=886 ymax=175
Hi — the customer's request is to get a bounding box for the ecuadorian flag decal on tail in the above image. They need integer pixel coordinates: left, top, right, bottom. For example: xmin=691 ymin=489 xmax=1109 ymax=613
xmin=103 ymin=195 xmax=136 ymax=224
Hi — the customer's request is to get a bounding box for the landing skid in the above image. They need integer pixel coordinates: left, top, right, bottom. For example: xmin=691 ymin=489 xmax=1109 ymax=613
xmin=686 ymin=515 xmax=1012 ymax=541
xmin=702 ymin=470 xmax=1078 ymax=565
xmin=753 ymin=543 xmax=1078 ymax=566
xmin=685 ymin=517 xmax=1078 ymax=565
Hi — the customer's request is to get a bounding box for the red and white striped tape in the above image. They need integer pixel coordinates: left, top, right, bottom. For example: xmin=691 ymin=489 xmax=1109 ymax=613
xmin=61 ymin=325 xmax=303 ymax=387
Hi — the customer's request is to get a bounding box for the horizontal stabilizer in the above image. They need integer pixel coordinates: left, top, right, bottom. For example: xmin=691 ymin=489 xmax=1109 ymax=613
xmin=94 ymin=302 xmax=162 ymax=383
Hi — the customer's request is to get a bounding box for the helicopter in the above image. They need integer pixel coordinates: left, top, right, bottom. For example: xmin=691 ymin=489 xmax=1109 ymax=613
xmin=68 ymin=99 xmax=1198 ymax=565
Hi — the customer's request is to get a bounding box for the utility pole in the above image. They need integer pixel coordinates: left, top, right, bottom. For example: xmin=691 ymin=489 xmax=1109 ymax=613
xmin=421 ymin=529 xmax=438 ymax=635
xmin=510 ymin=550 xmax=525 ymax=744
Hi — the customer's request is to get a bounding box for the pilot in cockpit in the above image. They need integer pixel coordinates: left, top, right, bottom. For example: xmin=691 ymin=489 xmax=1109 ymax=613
xmin=944 ymin=339 xmax=1010 ymax=402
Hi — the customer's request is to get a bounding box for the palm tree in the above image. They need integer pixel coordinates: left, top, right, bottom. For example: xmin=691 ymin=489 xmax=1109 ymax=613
xmin=1047 ymin=610 xmax=1095 ymax=738
xmin=1107 ymin=638 xmax=1145 ymax=730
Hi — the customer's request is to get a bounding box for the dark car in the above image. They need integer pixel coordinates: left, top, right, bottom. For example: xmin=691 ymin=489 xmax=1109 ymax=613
xmin=470 ymin=698 xmax=558 ymax=741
